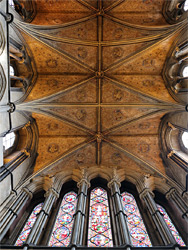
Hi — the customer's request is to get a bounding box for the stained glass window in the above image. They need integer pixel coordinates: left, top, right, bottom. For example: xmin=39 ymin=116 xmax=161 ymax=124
xmin=49 ymin=191 xmax=77 ymax=247
xmin=15 ymin=203 xmax=43 ymax=246
xmin=88 ymin=187 xmax=113 ymax=247
xmin=157 ymin=204 xmax=185 ymax=246
xmin=121 ymin=192 xmax=152 ymax=247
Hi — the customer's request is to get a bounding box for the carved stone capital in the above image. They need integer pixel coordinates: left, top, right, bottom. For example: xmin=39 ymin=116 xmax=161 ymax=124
xmin=139 ymin=188 xmax=155 ymax=200
xmin=24 ymin=121 xmax=31 ymax=128
xmin=167 ymin=150 xmax=175 ymax=158
xmin=165 ymin=188 xmax=176 ymax=200
xmin=77 ymin=178 xmax=90 ymax=188
xmin=44 ymin=187 xmax=59 ymax=198
xmin=22 ymin=187 xmax=33 ymax=199
xmin=107 ymin=177 xmax=121 ymax=189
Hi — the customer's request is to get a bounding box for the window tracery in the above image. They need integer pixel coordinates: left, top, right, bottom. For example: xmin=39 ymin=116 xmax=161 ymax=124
xmin=121 ymin=192 xmax=152 ymax=247
xmin=15 ymin=203 xmax=43 ymax=246
xmin=156 ymin=204 xmax=185 ymax=246
xmin=49 ymin=191 xmax=77 ymax=247
xmin=88 ymin=187 xmax=113 ymax=247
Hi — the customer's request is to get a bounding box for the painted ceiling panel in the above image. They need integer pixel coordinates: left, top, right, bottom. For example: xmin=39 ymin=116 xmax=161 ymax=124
xmin=16 ymin=0 xmax=186 ymax=185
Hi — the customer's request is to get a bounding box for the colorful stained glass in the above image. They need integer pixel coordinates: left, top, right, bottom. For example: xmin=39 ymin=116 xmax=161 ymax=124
xmin=121 ymin=192 xmax=152 ymax=247
xmin=88 ymin=187 xmax=113 ymax=247
xmin=49 ymin=191 xmax=77 ymax=247
xmin=157 ymin=204 xmax=185 ymax=246
xmin=15 ymin=203 xmax=43 ymax=246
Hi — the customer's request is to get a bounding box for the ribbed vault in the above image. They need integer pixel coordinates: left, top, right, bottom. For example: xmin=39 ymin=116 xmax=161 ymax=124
xmin=13 ymin=0 xmax=187 ymax=191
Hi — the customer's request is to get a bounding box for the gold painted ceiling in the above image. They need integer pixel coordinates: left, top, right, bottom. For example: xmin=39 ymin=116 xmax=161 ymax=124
xmin=16 ymin=0 xmax=186 ymax=184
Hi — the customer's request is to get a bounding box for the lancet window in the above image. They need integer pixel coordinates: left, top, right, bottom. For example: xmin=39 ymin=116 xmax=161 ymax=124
xmin=11 ymin=183 xmax=186 ymax=248
xmin=121 ymin=192 xmax=152 ymax=247
xmin=156 ymin=204 xmax=185 ymax=246
xmin=15 ymin=203 xmax=43 ymax=246
xmin=49 ymin=191 xmax=77 ymax=247
xmin=87 ymin=187 xmax=113 ymax=247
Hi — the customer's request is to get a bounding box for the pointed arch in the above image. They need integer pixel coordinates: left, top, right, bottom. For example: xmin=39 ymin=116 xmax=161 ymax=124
xmin=157 ymin=204 xmax=185 ymax=246
xmin=15 ymin=203 xmax=43 ymax=246
xmin=48 ymin=191 xmax=77 ymax=247
xmin=88 ymin=187 xmax=113 ymax=247
xmin=121 ymin=192 xmax=152 ymax=247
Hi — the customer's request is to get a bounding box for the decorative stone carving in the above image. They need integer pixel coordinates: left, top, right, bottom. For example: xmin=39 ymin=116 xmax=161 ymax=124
xmin=142 ymin=59 xmax=155 ymax=67
xmin=75 ymin=109 xmax=86 ymax=121
xmin=47 ymin=79 xmax=58 ymax=86
xmin=76 ymin=153 xmax=85 ymax=164
xmin=113 ymin=47 xmax=124 ymax=59
xmin=113 ymin=89 xmax=124 ymax=101
xmin=0 ymin=64 xmax=6 ymax=101
xmin=138 ymin=122 xmax=150 ymax=129
xmin=0 ymin=23 xmax=5 ymax=55
xmin=111 ymin=152 xmax=122 ymax=164
xmin=142 ymin=80 xmax=154 ymax=87
xmin=77 ymin=47 xmax=88 ymax=59
xmin=113 ymin=28 xmax=123 ymax=39
xmin=138 ymin=143 xmax=150 ymax=153
xmin=48 ymin=143 xmax=59 ymax=153
xmin=77 ymin=27 xmax=86 ymax=39
xmin=47 ymin=123 xmax=59 ymax=130
xmin=76 ymin=89 xmax=86 ymax=101
xmin=46 ymin=59 xmax=58 ymax=68
xmin=113 ymin=110 xmax=123 ymax=121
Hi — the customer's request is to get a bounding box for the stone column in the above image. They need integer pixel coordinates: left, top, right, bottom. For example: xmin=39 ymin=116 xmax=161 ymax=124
xmin=0 ymin=181 xmax=35 ymax=241
xmin=108 ymin=178 xmax=132 ymax=247
xmin=70 ymin=170 xmax=90 ymax=246
xmin=25 ymin=176 xmax=62 ymax=245
xmin=137 ymin=178 xmax=176 ymax=245
xmin=165 ymin=188 xmax=188 ymax=219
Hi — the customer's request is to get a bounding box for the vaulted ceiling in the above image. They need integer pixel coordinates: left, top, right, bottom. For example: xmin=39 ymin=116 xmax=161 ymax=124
xmin=15 ymin=0 xmax=186 ymax=187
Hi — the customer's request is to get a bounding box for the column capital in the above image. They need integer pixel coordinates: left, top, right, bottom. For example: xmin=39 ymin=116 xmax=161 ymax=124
xmin=77 ymin=167 xmax=90 ymax=188
xmin=139 ymin=188 xmax=155 ymax=200
xmin=182 ymin=191 xmax=188 ymax=199
xmin=77 ymin=178 xmax=90 ymax=188
xmin=45 ymin=187 xmax=59 ymax=198
xmin=165 ymin=187 xmax=176 ymax=200
xmin=107 ymin=177 xmax=121 ymax=189
xmin=22 ymin=186 xmax=33 ymax=199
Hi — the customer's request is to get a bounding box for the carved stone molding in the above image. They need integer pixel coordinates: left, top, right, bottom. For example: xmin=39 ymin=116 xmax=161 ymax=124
xmin=0 ymin=64 xmax=6 ymax=101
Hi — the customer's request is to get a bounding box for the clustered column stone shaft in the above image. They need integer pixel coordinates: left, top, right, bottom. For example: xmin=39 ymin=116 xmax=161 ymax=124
xmin=70 ymin=173 xmax=90 ymax=246
xmin=0 ymin=181 xmax=35 ymax=241
xmin=137 ymin=178 xmax=176 ymax=246
xmin=108 ymin=177 xmax=132 ymax=247
xmin=25 ymin=177 xmax=62 ymax=245
xmin=165 ymin=188 xmax=188 ymax=219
